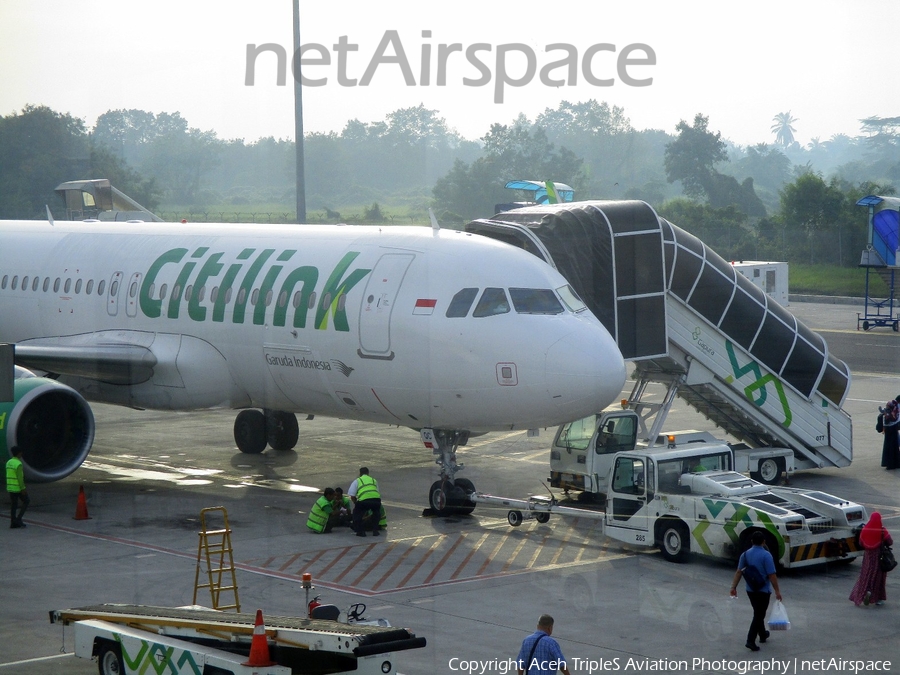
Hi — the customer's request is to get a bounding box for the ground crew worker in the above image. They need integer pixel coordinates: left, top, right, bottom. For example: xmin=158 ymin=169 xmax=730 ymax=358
xmin=349 ymin=467 xmax=381 ymax=537
xmin=6 ymin=446 xmax=28 ymax=529
xmin=360 ymin=504 xmax=388 ymax=531
xmin=331 ymin=487 xmax=353 ymax=527
xmin=306 ymin=487 xmax=336 ymax=533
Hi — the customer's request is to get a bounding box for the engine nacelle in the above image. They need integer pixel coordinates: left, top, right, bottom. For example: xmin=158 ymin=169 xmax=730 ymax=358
xmin=1 ymin=372 xmax=95 ymax=482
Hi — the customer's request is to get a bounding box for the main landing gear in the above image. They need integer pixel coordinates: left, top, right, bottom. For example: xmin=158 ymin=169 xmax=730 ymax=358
xmin=234 ymin=409 xmax=300 ymax=453
xmin=422 ymin=428 xmax=476 ymax=516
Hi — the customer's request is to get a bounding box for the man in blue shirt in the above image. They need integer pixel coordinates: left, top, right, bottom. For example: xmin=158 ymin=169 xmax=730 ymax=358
xmin=730 ymin=531 xmax=782 ymax=651
xmin=516 ymin=615 xmax=570 ymax=675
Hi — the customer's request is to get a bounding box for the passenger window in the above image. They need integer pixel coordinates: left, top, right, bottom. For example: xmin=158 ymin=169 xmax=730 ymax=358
xmin=32 ymin=277 xmax=39 ymax=291
xmin=509 ymin=288 xmax=564 ymax=314
xmin=446 ymin=288 xmax=479 ymax=318
xmin=85 ymin=279 xmax=93 ymax=294
xmin=473 ymin=288 xmax=510 ymax=318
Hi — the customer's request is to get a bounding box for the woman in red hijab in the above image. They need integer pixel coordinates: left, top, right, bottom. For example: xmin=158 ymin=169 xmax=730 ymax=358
xmin=849 ymin=512 xmax=892 ymax=606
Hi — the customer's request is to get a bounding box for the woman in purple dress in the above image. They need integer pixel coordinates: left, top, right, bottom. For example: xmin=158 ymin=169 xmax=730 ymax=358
xmin=850 ymin=512 xmax=892 ymax=606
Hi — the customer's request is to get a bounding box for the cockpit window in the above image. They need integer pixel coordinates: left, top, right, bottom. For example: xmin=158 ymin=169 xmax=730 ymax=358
xmin=556 ymin=284 xmax=587 ymax=313
xmin=446 ymin=287 xmax=479 ymax=318
xmin=509 ymin=288 xmax=564 ymax=314
xmin=473 ymin=287 xmax=510 ymax=317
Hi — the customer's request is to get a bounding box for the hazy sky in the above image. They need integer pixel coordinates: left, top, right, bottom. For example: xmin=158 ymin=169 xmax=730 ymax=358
xmin=1 ymin=1 xmax=897 ymax=147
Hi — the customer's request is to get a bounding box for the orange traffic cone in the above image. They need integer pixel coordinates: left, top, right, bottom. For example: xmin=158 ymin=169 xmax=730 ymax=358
xmin=242 ymin=609 xmax=275 ymax=666
xmin=73 ymin=485 xmax=91 ymax=520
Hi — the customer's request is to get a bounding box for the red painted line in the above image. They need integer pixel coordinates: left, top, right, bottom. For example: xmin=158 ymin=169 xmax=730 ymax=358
xmin=422 ymin=534 xmax=466 ymax=584
xmin=351 ymin=541 xmax=399 ymax=587
xmin=526 ymin=534 xmax=551 ymax=568
xmin=332 ymin=544 xmax=379 ymax=584
xmin=317 ymin=547 xmax=354 ymax=576
xmin=501 ymin=535 xmax=529 ymax=573
xmin=396 ymin=537 xmax=444 ymax=588
xmin=476 ymin=533 xmax=508 ymax=576
xmin=278 ymin=549 xmax=322 ymax=573
xmin=371 ymin=537 xmax=425 ymax=591
xmin=450 ymin=532 xmax=491 ymax=580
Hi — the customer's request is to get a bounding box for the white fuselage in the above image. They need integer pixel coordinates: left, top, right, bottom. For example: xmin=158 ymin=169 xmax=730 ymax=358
xmin=0 ymin=220 xmax=626 ymax=432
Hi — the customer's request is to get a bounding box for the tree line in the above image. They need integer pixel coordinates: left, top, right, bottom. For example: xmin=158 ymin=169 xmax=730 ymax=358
xmin=0 ymin=102 xmax=897 ymax=267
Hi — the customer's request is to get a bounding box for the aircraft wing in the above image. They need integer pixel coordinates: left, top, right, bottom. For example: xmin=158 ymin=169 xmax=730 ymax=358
xmin=15 ymin=336 xmax=158 ymax=385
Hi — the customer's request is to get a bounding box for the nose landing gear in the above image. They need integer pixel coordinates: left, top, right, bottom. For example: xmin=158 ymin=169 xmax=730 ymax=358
xmin=422 ymin=428 xmax=476 ymax=516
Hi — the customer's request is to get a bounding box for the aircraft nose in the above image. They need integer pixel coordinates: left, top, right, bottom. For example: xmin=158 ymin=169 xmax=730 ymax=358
xmin=544 ymin=322 xmax=626 ymax=417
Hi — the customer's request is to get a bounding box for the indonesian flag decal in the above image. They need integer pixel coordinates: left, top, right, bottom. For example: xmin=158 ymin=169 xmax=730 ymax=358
xmin=413 ymin=298 xmax=437 ymax=315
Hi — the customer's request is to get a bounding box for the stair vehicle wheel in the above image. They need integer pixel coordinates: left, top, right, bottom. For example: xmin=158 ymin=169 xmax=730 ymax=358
xmin=863 ymin=320 xmax=870 ymax=331
xmin=751 ymin=457 xmax=784 ymax=485
xmin=894 ymin=321 xmax=898 ymax=332
xmin=658 ymin=520 xmax=690 ymax=563
xmin=508 ymin=510 xmax=524 ymax=527
xmin=97 ymin=642 xmax=124 ymax=675
xmin=234 ymin=409 xmax=267 ymax=454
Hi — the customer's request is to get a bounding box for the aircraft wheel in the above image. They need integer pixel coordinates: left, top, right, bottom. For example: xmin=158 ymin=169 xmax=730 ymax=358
xmin=658 ymin=520 xmax=690 ymax=563
xmin=98 ymin=642 xmax=124 ymax=675
xmin=535 ymin=512 xmax=550 ymax=524
xmin=429 ymin=480 xmax=450 ymax=514
xmin=508 ymin=510 xmax=524 ymax=527
xmin=751 ymin=457 xmax=783 ymax=485
xmin=266 ymin=410 xmax=299 ymax=451
xmin=234 ymin=410 xmax=267 ymax=454
xmin=450 ymin=477 xmax=476 ymax=515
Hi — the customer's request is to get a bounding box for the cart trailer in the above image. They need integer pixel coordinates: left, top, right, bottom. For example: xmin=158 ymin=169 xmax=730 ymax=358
xmin=51 ymin=604 xmax=426 ymax=675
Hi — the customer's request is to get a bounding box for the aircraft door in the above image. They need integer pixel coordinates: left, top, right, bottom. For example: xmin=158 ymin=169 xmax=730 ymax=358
xmin=606 ymin=456 xmax=652 ymax=532
xmin=358 ymin=253 xmax=414 ymax=360
xmin=107 ymin=271 xmax=123 ymax=317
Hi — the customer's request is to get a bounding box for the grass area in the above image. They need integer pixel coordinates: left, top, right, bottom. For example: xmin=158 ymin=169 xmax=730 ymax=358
xmin=790 ymin=264 xmax=890 ymax=298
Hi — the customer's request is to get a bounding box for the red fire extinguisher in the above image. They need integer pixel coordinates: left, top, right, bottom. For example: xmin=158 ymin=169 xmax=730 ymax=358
xmin=308 ymin=595 xmax=322 ymax=618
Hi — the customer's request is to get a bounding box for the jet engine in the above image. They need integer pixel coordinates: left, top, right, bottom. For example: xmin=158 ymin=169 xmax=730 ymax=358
xmin=2 ymin=369 xmax=95 ymax=482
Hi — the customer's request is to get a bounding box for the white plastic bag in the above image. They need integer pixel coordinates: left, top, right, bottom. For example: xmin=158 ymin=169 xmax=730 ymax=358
xmin=767 ymin=599 xmax=791 ymax=631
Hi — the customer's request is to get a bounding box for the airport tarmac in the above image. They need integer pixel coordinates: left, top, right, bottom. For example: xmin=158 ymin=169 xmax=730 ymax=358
xmin=2 ymin=301 xmax=900 ymax=674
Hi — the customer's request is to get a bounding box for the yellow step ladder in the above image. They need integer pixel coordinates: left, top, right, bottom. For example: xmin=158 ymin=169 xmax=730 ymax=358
xmin=192 ymin=506 xmax=240 ymax=612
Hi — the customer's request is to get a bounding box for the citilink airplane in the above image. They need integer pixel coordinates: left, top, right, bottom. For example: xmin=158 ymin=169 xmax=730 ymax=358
xmin=0 ymin=219 xmax=625 ymax=512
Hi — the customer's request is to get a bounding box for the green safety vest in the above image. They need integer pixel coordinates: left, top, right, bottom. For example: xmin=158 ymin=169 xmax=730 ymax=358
xmin=355 ymin=475 xmax=380 ymax=501
xmin=6 ymin=457 xmax=24 ymax=493
xmin=306 ymin=495 xmax=333 ymax=533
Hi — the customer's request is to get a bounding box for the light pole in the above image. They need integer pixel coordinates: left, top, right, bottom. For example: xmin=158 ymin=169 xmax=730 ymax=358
xmin=292 ymin=0 xmax=306 ymax=223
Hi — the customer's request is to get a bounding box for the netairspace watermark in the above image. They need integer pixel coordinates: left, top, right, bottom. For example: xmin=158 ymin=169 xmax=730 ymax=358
xmin=446 ymin=656 xmax=894 ymax=675
xmin=245 ymin=29 xmax=656 ymax=103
